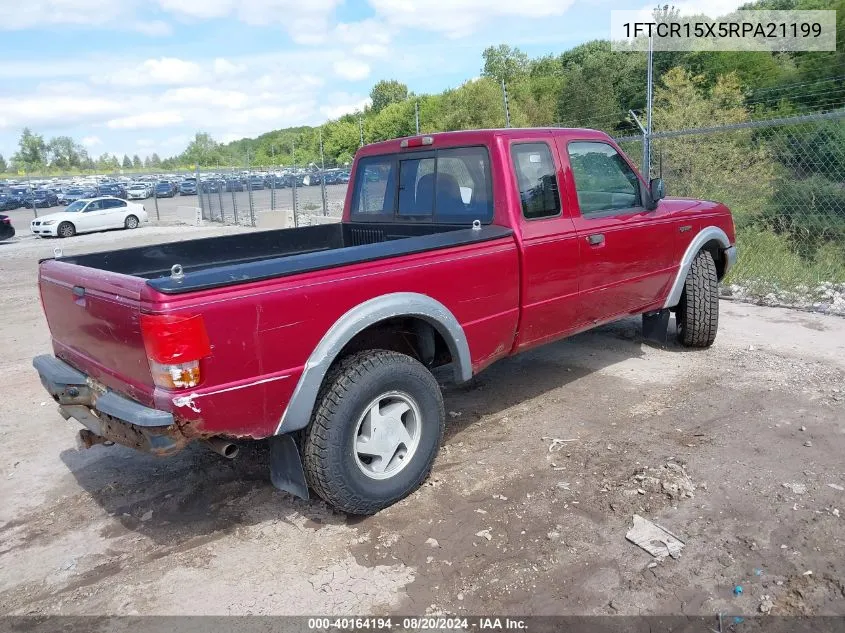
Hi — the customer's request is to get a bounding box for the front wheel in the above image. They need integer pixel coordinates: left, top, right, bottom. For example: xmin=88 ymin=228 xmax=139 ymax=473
xmin=57 ymin=221 xmax=76 ymax=238
xmin=303 ymin=350 xmax=445 ymax=515
xmin=124 ymin=215 xmax=139 ymax=229
xmin=677 ymin=250 xmax=719 ymax=348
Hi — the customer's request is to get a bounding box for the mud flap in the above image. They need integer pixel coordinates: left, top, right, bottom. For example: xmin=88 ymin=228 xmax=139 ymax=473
xmin=642 ymin=309 xmax=670 ymax=345
xmin=268 ymin=434 xmax=309 ymax=500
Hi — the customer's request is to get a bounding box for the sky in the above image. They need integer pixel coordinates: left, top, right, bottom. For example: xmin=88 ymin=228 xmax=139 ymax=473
xmin=0 ymin=0 xmax=746 ymax=162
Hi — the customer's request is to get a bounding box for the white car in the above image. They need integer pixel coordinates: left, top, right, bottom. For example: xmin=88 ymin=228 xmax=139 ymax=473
xmin=30 ymin=197 xmax=149 ymax=238
xmin=127 ymin=184 xmax=149 ymax=200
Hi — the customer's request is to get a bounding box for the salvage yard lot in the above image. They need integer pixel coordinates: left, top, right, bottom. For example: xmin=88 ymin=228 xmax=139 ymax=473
xmin=1 ymin=225 xmax=844 ymax=616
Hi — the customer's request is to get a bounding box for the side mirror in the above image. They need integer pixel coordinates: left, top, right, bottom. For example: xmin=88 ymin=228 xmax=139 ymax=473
xmin=647 ymin=178 xmax=665 ymax=210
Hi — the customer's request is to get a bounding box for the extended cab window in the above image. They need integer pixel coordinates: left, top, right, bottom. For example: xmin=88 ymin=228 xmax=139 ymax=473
xmin=353 ymin=156 xmax=395 ymax=217
xmin=567 ymin=142 xmax=642 ymax=216
xmin=351 ymin=146 xmax=492 ymax=224
xmin=511 ymin=143 xmax=560 ymax=220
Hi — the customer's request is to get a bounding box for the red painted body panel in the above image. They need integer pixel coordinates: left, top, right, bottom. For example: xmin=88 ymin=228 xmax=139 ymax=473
xmin=38 ymin=128 xmax=736 ymax=442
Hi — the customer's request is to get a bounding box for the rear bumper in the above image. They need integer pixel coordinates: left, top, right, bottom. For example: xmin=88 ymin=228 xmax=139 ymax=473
xmin=33 ymin=354 xmax=186 ymax=456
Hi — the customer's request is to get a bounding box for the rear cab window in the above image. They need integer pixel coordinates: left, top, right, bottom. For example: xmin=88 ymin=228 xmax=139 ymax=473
xmin=351 ymin=146 xmax=493 ymax=224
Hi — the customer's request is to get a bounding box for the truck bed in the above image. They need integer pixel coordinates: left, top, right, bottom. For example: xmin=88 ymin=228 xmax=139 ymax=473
xmin=56 ymin=222 xmax=513 ymax=294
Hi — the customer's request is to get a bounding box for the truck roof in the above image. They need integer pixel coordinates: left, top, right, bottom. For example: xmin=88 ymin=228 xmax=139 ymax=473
xmin=357 ymin=127 xmax=612 ymax=158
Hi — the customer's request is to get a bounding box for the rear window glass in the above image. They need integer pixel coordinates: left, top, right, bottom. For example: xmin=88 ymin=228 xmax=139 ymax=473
xmin=351 ymin=146 xmax=493 ymax=224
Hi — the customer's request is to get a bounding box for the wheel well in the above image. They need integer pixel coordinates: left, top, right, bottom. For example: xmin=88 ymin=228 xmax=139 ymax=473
xmin=335 ymin=316 xmax=454 ymax=375
xmin=701 ymin=239 xmax=727 ymax=279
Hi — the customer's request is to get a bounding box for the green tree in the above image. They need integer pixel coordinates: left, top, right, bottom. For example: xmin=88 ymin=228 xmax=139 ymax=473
xmin=370 ymin=79 xmax=409 ymax=114
xmin=132 ymin=154 xmax=142 ymax=169
xmin=653 ymin=68 xmax=777 ymax=221
xmin=122 ymin=154 xmax=132 ymax=169
xmin=150 ymin=153 xmax=161 ymax=168
xmin=12 ymin=128 xmax=47 ymax=170
xmin=482 ymin=44 xmax=529 ymax=84
xmin=47 ymin=136 xmax=82 ymax=170
xmin=143 ymin=156 xmax=151 ymax=169
xmin=0 ymin=154 xmax=6 ymax=172
xmin=182 ymin=132 xmax=221 ymax=166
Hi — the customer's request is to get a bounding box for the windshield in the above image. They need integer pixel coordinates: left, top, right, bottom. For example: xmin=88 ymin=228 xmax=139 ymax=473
xmin=64 ymin=201 xmax=87 ymax=213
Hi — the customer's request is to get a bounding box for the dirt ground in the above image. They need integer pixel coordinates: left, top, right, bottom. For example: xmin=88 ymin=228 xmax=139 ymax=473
xmin=1 ymin=224 xmax=844 ymax=618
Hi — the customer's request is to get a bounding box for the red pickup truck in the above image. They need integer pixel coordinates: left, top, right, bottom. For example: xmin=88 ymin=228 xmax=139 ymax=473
xmin=34 ymin=128 xmax=736 ymax=514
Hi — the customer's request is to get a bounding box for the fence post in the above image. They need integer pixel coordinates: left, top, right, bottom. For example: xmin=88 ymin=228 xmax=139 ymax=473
xmin=153 ymin=189 xmax=160 ymax=221
xmin=217 ymin=185 xmax=224 ymax=224
xmin=195 ymin=164 xmax=204 ymax=220
xmin=292 ymin=140 xmax=299 ymax=228
xmin=246 ymin=153 xmax=255 ymax=226
xmin=231 ymin=167 xmax=239 ymax=225
xmin=415 ymin=100 xmax=420 ymax=135
xmin=319 ymin=128 xmax=328 ymax=216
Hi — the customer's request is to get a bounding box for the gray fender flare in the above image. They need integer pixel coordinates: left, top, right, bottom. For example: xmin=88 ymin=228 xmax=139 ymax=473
xmin=663 ymin=226 xmax=731 ymax=309
xmin=275 ymin=292 xmax=472 ymax=434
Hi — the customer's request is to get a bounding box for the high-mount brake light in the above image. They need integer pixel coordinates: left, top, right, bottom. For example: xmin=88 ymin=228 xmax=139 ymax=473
xmin=400 ymin=136 xmax=434 ymax=148
xmin=140 ymin=314 xmax=211 ymax=389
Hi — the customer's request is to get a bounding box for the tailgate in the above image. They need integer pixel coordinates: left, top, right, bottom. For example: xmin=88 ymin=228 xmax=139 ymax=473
xmin=39 ymin=259 xmax=153 ymax=404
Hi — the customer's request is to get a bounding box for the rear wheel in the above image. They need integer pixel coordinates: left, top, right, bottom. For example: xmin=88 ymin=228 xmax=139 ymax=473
xmin=124 ymin=215 xmax=139 ymax=229
xmin=57 ymin=221 xmax=75 ymax=238
xmin=303 ymin=350 xmax=445 ymax=515
xmin=677 ymin=250 xmax=719 ymax=348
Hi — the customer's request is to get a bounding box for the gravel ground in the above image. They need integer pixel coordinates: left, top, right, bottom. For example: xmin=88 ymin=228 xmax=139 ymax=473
xmin=0 ymin=224 xmax=844 ymax=617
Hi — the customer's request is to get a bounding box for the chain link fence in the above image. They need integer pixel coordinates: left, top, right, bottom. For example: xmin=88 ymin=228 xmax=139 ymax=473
xmin=615 ymin=110 xmax=845 ymax=307
xmin=196 ymin=165 xmax=348 ymax=229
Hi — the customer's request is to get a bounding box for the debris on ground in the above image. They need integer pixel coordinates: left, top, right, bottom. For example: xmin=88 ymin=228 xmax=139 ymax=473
xmin=827 ymin=483 xmax=844 ymax=491
xmin=542 ymin=436 xmax=578 ymax=452
xmin=760 ymin=595 xmax=774 ymax=614
xmin=448 ymin=411 xmax=462 ymax=418
xmin=140 ymin=510 xmax=153 ymax=522
xmin=804 ymin=441 xmax=813 ymax=447
xmin=475 ymin=529 xmax=492 ymax=541
xmin=625 ymin=514 xmax=685 ymax=560
xmin=632 ymin=463 xmax=695 ymax=500
xmin=782 ymin=482 xmax=808 ymax=495
xmin=734 ymin=585 xmax=744 ymax=596
xmin=425 ymin=538 xmax=440 ymax=548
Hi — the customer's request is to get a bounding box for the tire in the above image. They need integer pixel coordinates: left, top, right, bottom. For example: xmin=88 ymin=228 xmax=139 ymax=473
xmin=124 ymin=215 xmax=139 ymax=229
xmin=303 ymin=350 xmax=445 ymax=515
xmin=57 ymin=222 xmax=76 ymax=238
xmin=676 ymin=249 xmax=719 ymax=348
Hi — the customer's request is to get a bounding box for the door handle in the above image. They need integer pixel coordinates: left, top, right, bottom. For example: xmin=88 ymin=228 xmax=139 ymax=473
xmin=587 ymin=233 xmax=605 ymax=246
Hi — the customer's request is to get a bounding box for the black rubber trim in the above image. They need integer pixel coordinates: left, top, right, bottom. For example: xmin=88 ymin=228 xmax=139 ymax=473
xmin=95 ymin=392 xmax=174 ymax=427
xmin=146 ymin=224 xmax=514 ymax=295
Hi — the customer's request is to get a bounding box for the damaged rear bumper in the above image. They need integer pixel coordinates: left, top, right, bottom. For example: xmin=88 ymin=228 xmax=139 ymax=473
xmin=33 ymin=354 xmax=187 ymax=456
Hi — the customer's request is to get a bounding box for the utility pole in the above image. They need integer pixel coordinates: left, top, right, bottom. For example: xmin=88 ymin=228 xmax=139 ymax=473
xmin=643 ymin=34 xmax=654 ymax=179
xmin=359 ymin=117 xmax=364 ymax=147
xmin=415 ymin=101 xmax=420 ymax=135
xmin=501 ymin=79 xmax=511 ymax=128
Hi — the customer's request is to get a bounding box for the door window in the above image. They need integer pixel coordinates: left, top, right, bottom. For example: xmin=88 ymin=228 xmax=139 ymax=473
xmin=511 ymin=143 xmax=561 ymax=220
xmin=84 ymin=201 xmax=101 ymax=212
xmin=567 ymin=142 xmax=642 ymax=216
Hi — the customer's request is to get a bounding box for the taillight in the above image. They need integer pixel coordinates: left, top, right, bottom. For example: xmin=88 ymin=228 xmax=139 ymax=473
xmin=140 ymin=314 xmax=211 ymax=389
xmin=400 ymin=136 xmax=434 ymax=148
xmin=1 ymin=217 xmax=9 ymax=224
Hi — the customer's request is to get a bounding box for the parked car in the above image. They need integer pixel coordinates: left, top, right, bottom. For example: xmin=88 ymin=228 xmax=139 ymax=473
xmin=29 ymin=197 xmax=148 ymax=238
xmin=127 ymin=184 xmax=150 ymax=200
xmin=0 ymin=214 xmax=14 ymax=241
xmin=8 ymin=186 xmax=30 ymax=205
xmin=97 ymin=183 xmax=126 ymax=199
xmin=225 ymin=178 xmax=244 ymax=192
xmin=23 ymin=189 xmax=59 ymax=208
xmin=0 ymin=194 xmax=20 ymax=211
xmin=155 ymin=181 xmax=175 ymax=198
xmin=201 ymin=179 xmax=222 ymax=193
xmin=32 ymin=127 xmax=736 ymax=515
xmin=60 ymin=187 xmax=91 ymax=205
xmin=179 ymin=179 xmax=198 ymax=195
xmin=247 ymin=175 xmax=264 ymax=190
